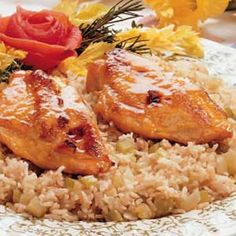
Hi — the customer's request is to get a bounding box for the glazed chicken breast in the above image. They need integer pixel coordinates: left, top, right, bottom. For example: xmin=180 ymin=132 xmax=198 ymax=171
xmin=0 ymin=70 xmax=112 ymax=175
xmin=86 ymin=49 xmax=232 ymax=144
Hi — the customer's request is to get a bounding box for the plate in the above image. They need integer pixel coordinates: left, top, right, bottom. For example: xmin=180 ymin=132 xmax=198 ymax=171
xmin=0 ymin=1 xmax=236 ymax=236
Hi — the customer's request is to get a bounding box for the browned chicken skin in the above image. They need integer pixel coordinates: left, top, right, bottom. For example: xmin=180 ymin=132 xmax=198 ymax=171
xmin=86 ymin=49 xmax=232 ymax=144
xmin=0 ymin=70 xmax=112 ymax=175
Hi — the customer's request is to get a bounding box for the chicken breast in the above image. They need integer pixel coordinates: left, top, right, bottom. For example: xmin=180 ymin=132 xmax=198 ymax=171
xmin=0 ymin=70 xmax=112 ymax=175
xmin=86 ymin=49 xmax=232 ymax=144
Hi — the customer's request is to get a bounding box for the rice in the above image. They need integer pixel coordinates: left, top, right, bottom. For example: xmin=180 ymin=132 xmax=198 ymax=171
xmin=0 ymin=59 xmax=236 ymax=222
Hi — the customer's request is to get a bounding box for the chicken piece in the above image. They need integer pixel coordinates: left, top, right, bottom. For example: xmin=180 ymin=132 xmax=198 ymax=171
xmin=86 ymin=49 xmax=232 ymax=144
xmin=0 ymin=70 xmax=112 ymax=175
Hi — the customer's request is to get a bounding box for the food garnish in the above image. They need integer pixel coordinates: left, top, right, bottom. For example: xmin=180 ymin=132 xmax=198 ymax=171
xmin=0 ymin=60 xmax=28 ymax=83
xmin=144 ymin=0 xmax=230 ymax=30
xmin=0 ymin=0 xmax=207 ymax=75
xmin=0 ymin=42 xmax=27 ymax=82
xmin=57 ymin=42 xmax=114 ymax=77
xmin=0 ymin=7 xmax=82 ymax=70
xmin=116 ymin=25 xmax=204 ymax=58
xmin=54 ymin=0 xmax=110 ymax=26
xmin=77 ymin=0 xmax=144 ymax=54
xmin=53 ymin=0 xmax=80 ymax=17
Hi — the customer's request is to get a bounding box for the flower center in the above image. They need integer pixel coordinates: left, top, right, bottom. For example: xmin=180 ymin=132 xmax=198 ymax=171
xmin=28 ymin=13 xmax=52 ymax=24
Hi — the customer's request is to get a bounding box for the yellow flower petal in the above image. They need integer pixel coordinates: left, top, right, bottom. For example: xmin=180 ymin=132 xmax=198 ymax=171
xmin=54 ymin=1 xmax=108 ymax=26
xmin=144 ymin=0 xmax=230 ymax=30
xmin=71 ymin=3 xmax=109 ymax=26
xmin=0 ymin=42 xmax=27 ymax=71
xmin=57 ymin=42 xmax=114 ymax=77
xmin=116 ymin=25 xmax=204 ymax=58
xmin=53 ymin=0 xmax=80 ymax=16
xmin=197 ymin=0 xmax=230 ymax=20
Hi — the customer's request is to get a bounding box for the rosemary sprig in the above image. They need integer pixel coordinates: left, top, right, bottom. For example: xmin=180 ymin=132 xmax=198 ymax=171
xmin=131 ymin=20 xmax=143 ymax=28
xmin=77 ymin=0 xmax=144 ymax=54
xmin=116 ymin=35 xmax=151 ymax=55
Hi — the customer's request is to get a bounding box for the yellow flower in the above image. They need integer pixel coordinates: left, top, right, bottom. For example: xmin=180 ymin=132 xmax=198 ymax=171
xmin=71 ymin=3 xmax=109 ymax=26
xmin=116 ymin=25 xmax=204 ymax=58
xmin=57 ymin=42 xmax=114 ymax=77
xmin=144 ymin=0 xmax=230 ymax=30
xmin=0 ymin=42 xmax=27 ymax=71
xmin=196 ymin=0 xmax=230 ymax=20
xmin=53 ymin=0 xmax=79 ymax=16
xmin=54 ymin=0 xmax=108 ymax=26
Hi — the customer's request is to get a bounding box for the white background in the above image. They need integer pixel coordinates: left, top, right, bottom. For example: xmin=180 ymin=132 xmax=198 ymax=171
xmin=0 ymin=0 xmax=58 ymax=15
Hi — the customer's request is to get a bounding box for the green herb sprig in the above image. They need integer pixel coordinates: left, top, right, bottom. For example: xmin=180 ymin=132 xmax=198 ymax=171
xmin=78 ymin=0 xmax=148 ymax=54
xmin=116 ymin=35 xmax=151 ymax=55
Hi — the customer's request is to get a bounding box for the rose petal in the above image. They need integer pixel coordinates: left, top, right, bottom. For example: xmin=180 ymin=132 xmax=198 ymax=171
xmin=0 ymin=33 xmax=76 ymax=70
xmin=0 ymin=17 xmax=10 ymax=33
xmin=24 ymin=50 xmax=75 ymax=70
xmin=64 ymin=26 xmax=82 ymax=49
xmin=6 ymin=7 xmax=31 ymax=39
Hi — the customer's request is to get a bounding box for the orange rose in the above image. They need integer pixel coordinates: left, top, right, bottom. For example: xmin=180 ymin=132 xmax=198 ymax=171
xmin=0 ymin=7 xmax=82 ymax=70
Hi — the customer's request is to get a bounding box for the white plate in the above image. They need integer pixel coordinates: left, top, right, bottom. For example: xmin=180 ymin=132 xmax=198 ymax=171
xmin=0 ymin=1 xmax=236 ymax=236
